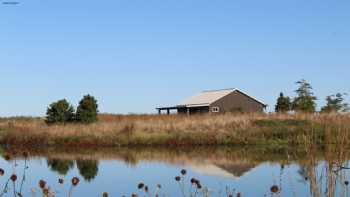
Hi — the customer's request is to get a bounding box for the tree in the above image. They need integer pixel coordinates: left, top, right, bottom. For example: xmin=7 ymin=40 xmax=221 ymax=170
xmin=76 ymin=95 xmax=98 ymax=123
xmin=321 ymin=93 xmax=349 ymax=113
xmin=292 ymin=79 xmax=317 ymax=113
xmin=46 ymin=99 xmax=75 ymax=124
xmin=275 ymin=92 xmax=291 ymax=113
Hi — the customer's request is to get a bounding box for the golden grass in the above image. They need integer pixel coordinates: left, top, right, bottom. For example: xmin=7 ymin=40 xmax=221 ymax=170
xmin=0 ymin=113 xmax=349 ymax=146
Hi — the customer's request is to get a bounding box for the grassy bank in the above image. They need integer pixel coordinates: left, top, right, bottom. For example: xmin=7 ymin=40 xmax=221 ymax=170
xmin=0 ymin=113 xmax=349 ymax=147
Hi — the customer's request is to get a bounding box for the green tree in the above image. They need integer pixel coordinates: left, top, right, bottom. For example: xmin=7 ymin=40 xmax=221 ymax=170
xmin=46 ymin=99 xmax=75 ymax=124
xmin=321 ymin=93 xmax=349 ymax=113
xmin=292 ymin=79 xmax=317 ymax=113
xmin=275 ymin=92 xmax=291 ymax=113
xmin=77 ymin=160 xmax=99 ymax=182
xmin=76 ymin=95 xmax=98 ymax=123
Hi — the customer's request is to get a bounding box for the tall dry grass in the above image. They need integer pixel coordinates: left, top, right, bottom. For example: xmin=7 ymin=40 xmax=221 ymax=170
xmin=0 ymin=113 xmax=349 ymax=146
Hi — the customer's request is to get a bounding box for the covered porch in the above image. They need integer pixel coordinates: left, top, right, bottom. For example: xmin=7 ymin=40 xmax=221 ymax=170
xmin=156 ymin=105 xmax=210 ymax=115
xmin=156 ymin=106 xmax=180 ymax=115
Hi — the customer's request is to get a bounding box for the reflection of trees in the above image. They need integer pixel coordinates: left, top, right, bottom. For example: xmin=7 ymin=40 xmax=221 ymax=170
xmin=306 ymin=155 xmax=321 ymax=197
xmin=120 ymin=153 xmax=138 ymax=166
xmin=297 ymin=166 xmax=309 ymax=184
xmin=297 ymin=145 xmax=350 ymax=197
xmin=77 ymin=160 xmax=99 ymax=182
xmin=47 ymin=159 xmax=74 ymax=175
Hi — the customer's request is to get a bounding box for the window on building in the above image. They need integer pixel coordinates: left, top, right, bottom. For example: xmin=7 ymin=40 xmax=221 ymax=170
xmin=212 ymin=107 xmax=220 ymax=113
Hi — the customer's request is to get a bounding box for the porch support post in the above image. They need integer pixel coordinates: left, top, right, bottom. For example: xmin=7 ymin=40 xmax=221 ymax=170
xmin=186 ymin=108 xmax=190 ymax=116
xmin=167 ymin=109 xmax=170 ymax=115
xmin=158 ymin=109 xmax=161 ymax=115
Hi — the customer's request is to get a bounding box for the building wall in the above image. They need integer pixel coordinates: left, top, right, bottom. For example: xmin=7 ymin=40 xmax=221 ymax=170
xmin=210 ymin=91 xmax=265 ymax=113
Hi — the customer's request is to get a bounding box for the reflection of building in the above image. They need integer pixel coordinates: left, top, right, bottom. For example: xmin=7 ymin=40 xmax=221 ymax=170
xmin=157 ymin=88 xmax=266 ymax=115
xmin=191 ymin=164 xmax=240 ymax=179
xmin=189 ymin=162 xmax=256 ymax=179
xmin=214 ymin=163 xmax=256 ymax=177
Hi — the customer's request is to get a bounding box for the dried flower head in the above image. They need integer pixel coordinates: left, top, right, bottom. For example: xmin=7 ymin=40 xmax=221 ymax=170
xmin=59 ymin=178 xmax=64 ymax=184
xmin=71 ymin=177 xmax=80 ymax=186
xmin=181 ymin=169 xmax=187 ymax=175
xmin=175 ymin=176 xmax=181 ymax=182
xmin=0 ymin=168 xmax=4 ymax=176
xmin=345 ymin=181 xmax=349 ymax=186
xmin=138 ymin=182 xmax=144 ymax=189
xmin=144 ymin=186 xmax=149 ymax=193
xmin=270 ymin=185 xmax=279 ymax=193
xmin=39 ymin=180 xmax=46 ymax=189
xmin=190 ymin=178 xmax=196 ymax=184
xmin=191 ymin=178 xmax=200 ymax=188
xmin=10 ymin=174 xmax=17 ymax=182
xmin=102 ymin=192 xmax=108 ymax=197
xmin=131 ymin=193 xmax=138 ymax=197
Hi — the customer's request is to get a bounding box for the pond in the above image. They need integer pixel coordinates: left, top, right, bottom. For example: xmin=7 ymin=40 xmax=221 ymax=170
xmin=0 ymin=146 xmax=349 ymax=197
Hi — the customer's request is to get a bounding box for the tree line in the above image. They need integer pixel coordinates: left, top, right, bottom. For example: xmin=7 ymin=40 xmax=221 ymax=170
xmin=46 ymin=94 xmax=98 ymax=124
xmin=45 ymin=80 xmax=347 ymax=124
xmin=275 ymin=79 xmax=349 ymax=113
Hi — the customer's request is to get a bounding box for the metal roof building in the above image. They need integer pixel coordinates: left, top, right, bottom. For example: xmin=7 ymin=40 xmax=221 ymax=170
xmin=157 ymin=88 xmax=266 ymax=115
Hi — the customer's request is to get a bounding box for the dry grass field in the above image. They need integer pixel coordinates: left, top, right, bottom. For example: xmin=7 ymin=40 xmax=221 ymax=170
xmin=0 ymin=113 xmax=349 ymax=147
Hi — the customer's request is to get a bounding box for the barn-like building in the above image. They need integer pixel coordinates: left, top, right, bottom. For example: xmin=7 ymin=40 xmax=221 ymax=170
xmin=157 ymin=88 xmax=266 ymax=115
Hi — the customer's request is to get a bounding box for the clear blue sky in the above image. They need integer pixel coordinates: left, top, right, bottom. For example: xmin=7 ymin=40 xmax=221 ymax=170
xmin=1 ymin=0 xmax=349 ymax=116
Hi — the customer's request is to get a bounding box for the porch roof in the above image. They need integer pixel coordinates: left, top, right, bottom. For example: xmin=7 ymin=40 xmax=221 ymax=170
xmin=156 ymin=103 xmax=209 ymax=110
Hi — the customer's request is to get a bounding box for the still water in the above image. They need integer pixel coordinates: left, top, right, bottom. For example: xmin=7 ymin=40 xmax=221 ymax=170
xmin=0 ymin=146 xmax=349 ymax=197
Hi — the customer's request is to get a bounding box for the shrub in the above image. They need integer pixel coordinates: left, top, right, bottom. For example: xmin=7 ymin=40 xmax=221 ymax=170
xmin=275 ymin=92 xmax=291 ymax=113
xmin=292 ymin=79 xmax=317 ymax=112
xmin=321 ymin=93 xmax=349 ymax=113
xmin=46 ymin=99 xmax=75 ymax=124
xmin=76 ymin=95 xmax=98 ymax=123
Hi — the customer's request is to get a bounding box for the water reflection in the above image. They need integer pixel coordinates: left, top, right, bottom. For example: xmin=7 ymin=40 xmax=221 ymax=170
xmin=298 ymin=146 xmax=350 ymax=197
xmin=76 ymin=160 xmax=99 ymax=182
xmin=0 ymin=146 xmax=349 ymax=196
xmin=47 ymin=159 xmax=74 ymax=175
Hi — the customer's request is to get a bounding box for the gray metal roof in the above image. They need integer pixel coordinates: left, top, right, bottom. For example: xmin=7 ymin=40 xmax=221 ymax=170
xmin=178 ymin=88 xmax=236 ymax=106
